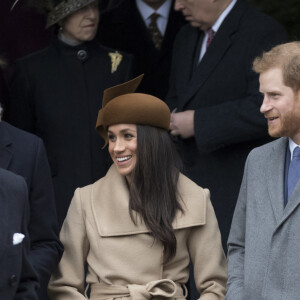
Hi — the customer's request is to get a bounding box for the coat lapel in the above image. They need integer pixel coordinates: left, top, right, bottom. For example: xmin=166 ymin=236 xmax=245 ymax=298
xmin=178 ymin=0 xmax=248 ymax=110
xmin=266 ymin=138 xmax=287 ymax=223
xmin=91 ymin=165 xmax=206 ymax=237
xmin=279 ymin=152 xmax=300 ymax=226
xmin=0 ymin=122 xmax=13 ymax=170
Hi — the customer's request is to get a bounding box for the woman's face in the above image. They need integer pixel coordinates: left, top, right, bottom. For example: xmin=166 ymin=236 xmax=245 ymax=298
xmin=61 ymin=0 xmax=99 ymax=43
xmin=108 ymin=124 xmax=137 ymax=181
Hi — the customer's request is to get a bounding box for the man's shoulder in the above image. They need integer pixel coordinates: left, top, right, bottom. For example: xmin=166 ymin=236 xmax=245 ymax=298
xmin=236 ymin=2 xmax=286 ymax=37
xmin=248 ymin=137 xmax=287 ymax=160
xmin=1 ymin=121 xmax=41 ymax=146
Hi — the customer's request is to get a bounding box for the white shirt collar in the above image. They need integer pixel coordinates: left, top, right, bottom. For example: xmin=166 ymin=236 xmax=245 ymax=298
xmin=136 ymin=0 xmax=172 ymax=21
xmin=212 ymin=0 xmax=237 ymax=33
xmin=289 ymin=138 xmax=300 ymax=160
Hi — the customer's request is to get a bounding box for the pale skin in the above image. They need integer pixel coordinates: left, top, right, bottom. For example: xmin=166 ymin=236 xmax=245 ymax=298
xmin=259 ymin=67 xmax=300 ymax=144
xmin=174 ymin=0 xmax=232 ymax=30
xmin=60 ymin=0 xmax=99 ymax=43
xmin=170 ymin=110 xmax=195 ymax=138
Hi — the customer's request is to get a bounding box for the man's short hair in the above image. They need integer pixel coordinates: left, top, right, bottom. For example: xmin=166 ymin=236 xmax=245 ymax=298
xmin=253 ymin=42 xmax=300 ymax=93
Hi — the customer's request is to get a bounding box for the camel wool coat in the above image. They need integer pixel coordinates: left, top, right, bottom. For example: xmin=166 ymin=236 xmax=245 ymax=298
xmin=48 ymin=165 xmax=227 ymax=299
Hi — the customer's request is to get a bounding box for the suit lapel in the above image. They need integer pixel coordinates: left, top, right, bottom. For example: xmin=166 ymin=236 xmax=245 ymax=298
xmin=178 ymin=0 xmax=248 ymax=110
xmin=266 ymin=138 xmax=287 ymax=223
xmin=0 ymin=122 xmax=13 ymax=170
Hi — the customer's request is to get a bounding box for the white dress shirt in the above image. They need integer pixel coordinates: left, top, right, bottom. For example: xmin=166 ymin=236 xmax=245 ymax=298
xmin=199 ymin=0 xmax=237 ymax=62
xmin=136 ymin=0 xmax=172 ymax=36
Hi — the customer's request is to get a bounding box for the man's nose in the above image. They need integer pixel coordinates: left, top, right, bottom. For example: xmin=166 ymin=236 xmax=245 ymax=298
xmin=260 ymin=96 xmax=272 ymax=114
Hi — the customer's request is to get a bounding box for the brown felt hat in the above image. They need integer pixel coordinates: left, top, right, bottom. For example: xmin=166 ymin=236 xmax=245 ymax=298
xmin=96 ymin=75 xmax=170 ymax=144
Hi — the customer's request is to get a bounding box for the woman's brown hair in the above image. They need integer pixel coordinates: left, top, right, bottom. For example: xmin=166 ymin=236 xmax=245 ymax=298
xmin=128 ymin=125 xmax=183 ymax=263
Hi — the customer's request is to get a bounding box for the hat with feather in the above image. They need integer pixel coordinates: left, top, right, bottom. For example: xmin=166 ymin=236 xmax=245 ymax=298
xmin=96 ymin=75 xmax=170 ymax=145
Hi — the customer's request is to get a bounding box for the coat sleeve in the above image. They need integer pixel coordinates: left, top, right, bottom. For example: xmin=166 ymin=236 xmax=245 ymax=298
xmin=188 ymin=189 xmax=228 ymax=299
xmin=225 ymin=157 xmax=249 ymax=300
xmin=48 ymin=188 xmax=89 ymax=300
xmin=27 ymin=138 xmax=63 ymax=299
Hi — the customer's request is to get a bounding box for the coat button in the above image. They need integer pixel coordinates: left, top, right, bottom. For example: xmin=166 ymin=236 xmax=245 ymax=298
xmin=9 ymin=275 xmax=17 ymax=286
xmin=77 ymin=50 xmax=88 ymax=61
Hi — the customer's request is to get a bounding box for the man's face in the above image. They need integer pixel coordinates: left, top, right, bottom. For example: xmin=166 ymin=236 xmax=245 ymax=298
xmin=260 ymin=67 xmax=300 ymax=143
xmin=174 ymin=0 xmax=220 ymax=30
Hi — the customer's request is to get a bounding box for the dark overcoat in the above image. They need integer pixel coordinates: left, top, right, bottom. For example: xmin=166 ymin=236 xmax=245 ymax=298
xmin=97 ymin=0 xmax=186 ymax=99
xmin=166 ymin=0 xmax=287 ymax=250
xmin=8 ymin=38 xmax=133 ymax=226
xmin=0 ymin=121 xmax=63 ymax=300
xmin=0 ymin=168 xmax=39 ymax=300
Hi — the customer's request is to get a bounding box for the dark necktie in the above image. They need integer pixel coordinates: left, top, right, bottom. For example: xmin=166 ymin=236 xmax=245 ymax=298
xmin=206 ymin=28 xmax=215 ymax=48
xmin=287 ymin=146 xmax=300 ymax=201
xmin=149 ymin=13 xmax=163 ymax=50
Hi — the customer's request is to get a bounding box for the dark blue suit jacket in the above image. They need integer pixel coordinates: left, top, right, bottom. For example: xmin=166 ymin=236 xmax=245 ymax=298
xmin=0 ymin=168 xmax=39 ymax=300
xmin=0 ymin=121 xmax=63 ymax=300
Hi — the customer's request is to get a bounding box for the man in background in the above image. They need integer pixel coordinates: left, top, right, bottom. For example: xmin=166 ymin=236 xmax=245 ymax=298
xmin=0 ymin=168 xmax=39 ymax=300
xmin=0 ymin=102 xmax=62 ymax=300
xmin=97 ymin=0 xmax=186 ymax=99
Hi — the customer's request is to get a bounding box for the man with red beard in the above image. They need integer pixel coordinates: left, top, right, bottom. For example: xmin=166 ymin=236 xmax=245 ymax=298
xmin=227 ymin=42 xmax=300 ymax=299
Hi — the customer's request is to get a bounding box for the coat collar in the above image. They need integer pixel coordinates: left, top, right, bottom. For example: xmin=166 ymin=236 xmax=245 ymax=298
xmin=266 ymin=137 xmax=287 ymax=223
xmin=91 ymin=165 xmax=206 ymax=237
xmin=0 ymin=121 xmax=13 ymax=170
xmin=178 ymin=0 xmax=249 ymax=110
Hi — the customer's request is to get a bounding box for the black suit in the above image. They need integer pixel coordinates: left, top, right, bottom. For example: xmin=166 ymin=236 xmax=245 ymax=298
xmin=0 ymin=121 xmax=63 ymax=300
xmin=166 ymin=1 xmax=286 ymax=298
xmin=97 ymin=0 xmax=186 ymax=99
xmin=0 ymin=168 xmax=39 ymax=300
xmin=8 ymin=38 xmax=133 ymax=227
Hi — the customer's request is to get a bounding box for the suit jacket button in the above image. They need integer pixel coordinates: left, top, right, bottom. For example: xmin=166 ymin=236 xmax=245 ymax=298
xmin=9 ymin=275 xmax=17 ymax=286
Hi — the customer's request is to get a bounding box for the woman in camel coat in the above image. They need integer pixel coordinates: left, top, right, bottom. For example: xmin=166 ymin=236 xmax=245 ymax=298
xmin=48 ymin=76 xmax=227 ymax=299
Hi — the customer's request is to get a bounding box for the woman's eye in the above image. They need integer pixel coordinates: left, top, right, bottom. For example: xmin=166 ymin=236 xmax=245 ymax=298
xmin=124 ymin=134 xmax=133 ymax=139
xmin=108 ymin=135 xmax=115 ymax=141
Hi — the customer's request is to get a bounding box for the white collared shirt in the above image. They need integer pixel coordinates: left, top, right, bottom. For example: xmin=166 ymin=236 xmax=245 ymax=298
xmin=199 ymin=0 xmax=237 ymax=62
xmin=289 ymin=138 xmax=300 ymax=160
xmin=136 ymin=0 xmax=172 ymax=36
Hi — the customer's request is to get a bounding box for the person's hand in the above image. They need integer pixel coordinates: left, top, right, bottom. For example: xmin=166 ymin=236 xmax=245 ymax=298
xmin=170 ymin=110 xmax=195 ymax=139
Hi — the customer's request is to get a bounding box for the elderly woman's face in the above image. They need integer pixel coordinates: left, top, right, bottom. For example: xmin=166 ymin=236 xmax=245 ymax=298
xmin=108 ymin=124 xmax=137 ymax=181
xmin=61 ymin=0 xmax=99 ymax=43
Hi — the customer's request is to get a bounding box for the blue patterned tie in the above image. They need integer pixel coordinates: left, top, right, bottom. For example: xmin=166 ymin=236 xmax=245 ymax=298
xmin=287 ymin=146 xmax=300 ymax=201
